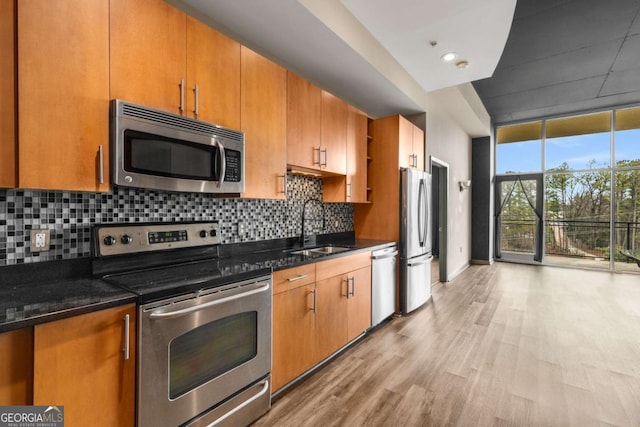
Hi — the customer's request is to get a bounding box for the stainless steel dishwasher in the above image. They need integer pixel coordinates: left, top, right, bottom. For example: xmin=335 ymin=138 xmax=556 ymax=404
xmin=371 ymin=245 xmax=398 ymax=327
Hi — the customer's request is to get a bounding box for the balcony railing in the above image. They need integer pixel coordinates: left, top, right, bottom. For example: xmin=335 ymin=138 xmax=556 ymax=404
xmin=499 ymin=217 xmax=640 ymax=260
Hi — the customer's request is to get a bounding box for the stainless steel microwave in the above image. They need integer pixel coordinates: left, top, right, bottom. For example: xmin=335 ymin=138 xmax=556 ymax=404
xmin=111 ymin=99 xmax=244 ymax=194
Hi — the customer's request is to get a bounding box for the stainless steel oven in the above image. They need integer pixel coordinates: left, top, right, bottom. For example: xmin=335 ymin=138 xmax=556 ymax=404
xmin=139 ymin=275 xmax=271 ymax=427
xmin=92 ymin=222 xmax=272 ymax=427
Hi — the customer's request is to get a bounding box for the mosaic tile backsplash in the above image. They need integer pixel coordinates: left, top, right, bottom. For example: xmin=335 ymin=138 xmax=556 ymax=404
xmin=0 ymin=175 xmax=354 ymax=266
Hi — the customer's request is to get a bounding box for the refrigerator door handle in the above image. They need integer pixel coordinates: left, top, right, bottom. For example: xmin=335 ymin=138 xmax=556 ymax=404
xmin=417 ymin=178 xmax=425 ymax=247
xmin=422 ymin=177 xmax=429 ymax=246
xmin=407 ymin=254 xmax=433 ymax=267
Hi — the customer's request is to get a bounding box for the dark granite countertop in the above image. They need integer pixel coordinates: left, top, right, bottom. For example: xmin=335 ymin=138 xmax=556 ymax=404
xmin=0 ymin=258 xmax=137 ymax=333
xmin=220 ymin=232 xmax=396 ymax=271
xmin=0 ymin=233 xmax=395 ymax=333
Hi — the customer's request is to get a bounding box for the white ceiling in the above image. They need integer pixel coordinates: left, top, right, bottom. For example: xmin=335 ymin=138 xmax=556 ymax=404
xmin=340 ymin=0 xmax=516 ymax=91
xmin=173 ymin=0 xmax=515 ymax=136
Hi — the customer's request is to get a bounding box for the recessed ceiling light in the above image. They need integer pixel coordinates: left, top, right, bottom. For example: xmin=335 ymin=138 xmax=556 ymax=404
xmin=440 ymin=52 xmax=457 ymax=62
xmin=456 ymin=60 xmax=470 ymax=69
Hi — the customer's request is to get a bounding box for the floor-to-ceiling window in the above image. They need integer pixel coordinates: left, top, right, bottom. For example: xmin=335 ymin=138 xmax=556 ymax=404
xmin=495 ymin=106 xmax=640 ymax=273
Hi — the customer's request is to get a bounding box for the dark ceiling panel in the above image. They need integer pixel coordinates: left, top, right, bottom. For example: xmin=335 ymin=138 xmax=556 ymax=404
xmin=612 ymin=34 xmax=640 ymax=71
xmin=473 ymin=0 xmax=640 ymax=124
xmin=474 ymin=38 xmax=621 ymax=97
xmin=601 ymin=68 xmax=640 ymax=97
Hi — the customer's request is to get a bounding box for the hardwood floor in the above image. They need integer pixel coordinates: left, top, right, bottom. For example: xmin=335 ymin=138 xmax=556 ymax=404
xmin=255 ymin=263 xmax=640 ymax=426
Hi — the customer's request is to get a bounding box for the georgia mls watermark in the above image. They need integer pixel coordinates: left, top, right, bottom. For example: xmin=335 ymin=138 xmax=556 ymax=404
xmin=0 ymin=406 xmax=64 ymax=427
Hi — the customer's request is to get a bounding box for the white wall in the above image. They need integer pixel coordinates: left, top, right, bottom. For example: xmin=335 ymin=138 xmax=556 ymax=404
xmin=425 ymin=101 xmax=473 ymax=280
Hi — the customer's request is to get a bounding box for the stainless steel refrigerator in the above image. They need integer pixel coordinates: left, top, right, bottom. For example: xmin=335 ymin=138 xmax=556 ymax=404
xmin=400 ymin=168 xmax=433 ymax=314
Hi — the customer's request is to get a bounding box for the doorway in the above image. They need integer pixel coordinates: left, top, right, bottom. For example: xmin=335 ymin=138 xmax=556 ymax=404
xmin=430 ymin=157 xmax=449 ymax=282
xmin=495 ymin=174 xmax=544 ymax=263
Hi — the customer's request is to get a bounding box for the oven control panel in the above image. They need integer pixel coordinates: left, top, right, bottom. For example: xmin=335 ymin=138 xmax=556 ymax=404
xmin=95 ymin=222 xmax=221 ymax=257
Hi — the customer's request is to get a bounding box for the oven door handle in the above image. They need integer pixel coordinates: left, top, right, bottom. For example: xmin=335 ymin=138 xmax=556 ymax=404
xmin=207 ymin=379 xmax=270 ymax=427
xmin=149 ymin=283 xmax=270 ymax=320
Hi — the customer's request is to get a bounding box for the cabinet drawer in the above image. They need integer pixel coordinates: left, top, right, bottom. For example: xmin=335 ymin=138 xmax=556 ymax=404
xmin=316 ymin=251 xmax=371 ymax=282
xmin=272 ymin=264 xmax=316 ymax=294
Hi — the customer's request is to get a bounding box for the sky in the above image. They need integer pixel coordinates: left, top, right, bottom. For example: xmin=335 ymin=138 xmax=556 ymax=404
xmin=497 ymin=129 xmax=640 ymax=174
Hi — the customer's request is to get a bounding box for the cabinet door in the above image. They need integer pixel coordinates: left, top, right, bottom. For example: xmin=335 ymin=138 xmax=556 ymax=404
xmin=287 ymin=72 xmax=322 ymax=170
xmin=110 ymin=0 xmax=186 ymax=114
xmin=413 ymin=126 xmax=425 ymax=171
xmin=241 ymin=47 xmax=287 ymax=199
xmin=18 ymin=0 xmax=110 ymax=192
xmin=347 ymin=106 xmax=368 ymax=202
xmin=347 ymin=266 xmax=372 ymax=341
xmin=0 ymin=0 xmax=15 ymax=188
xmin=186 ymin=16 xmax=240 ymax=129
xmin=320 ymin=91 xmax=347 ymax=174
xmin=0 ymin=328 xmax=33 ymax=405
xmin=34 ymin=304 xmax=136 ymax=427
xmin=272 ymin=284 xmax=316 ymax=392
xmin=398 ymin=115 xmax=415 ymax=168
xmin=315 ymin=274 xmax=348 ymax=361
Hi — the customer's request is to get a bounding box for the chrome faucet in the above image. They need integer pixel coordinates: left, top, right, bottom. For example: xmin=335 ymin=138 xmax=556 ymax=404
xmin=300 ymin=198 xmax=326 ymax=246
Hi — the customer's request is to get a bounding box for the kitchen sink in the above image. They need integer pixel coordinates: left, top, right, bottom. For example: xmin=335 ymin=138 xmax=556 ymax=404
xmin=288 ymin=246 xmax=352 ymax=256
xmin=309 ymin=246 xmax=351 ymax=254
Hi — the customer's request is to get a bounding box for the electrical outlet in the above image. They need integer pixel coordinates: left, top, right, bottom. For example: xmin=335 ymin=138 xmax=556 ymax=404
xmin=31 ymin=229 xmax=50 ymax=252
xmin=237 ymin=221 xmax=246 ymax=236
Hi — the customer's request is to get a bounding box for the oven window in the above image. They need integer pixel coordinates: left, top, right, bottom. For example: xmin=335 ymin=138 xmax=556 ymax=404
xmin=124 ymin=130 xmax=216 ymax=180
xmin=169 ymin=311 xmax=258 ymax=399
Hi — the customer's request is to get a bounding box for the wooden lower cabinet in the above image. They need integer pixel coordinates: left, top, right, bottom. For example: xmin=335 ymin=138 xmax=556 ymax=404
xmin=346 ymin=266 xmax=372 ymax=341
xmin=272 ymin=283 xmax=316 ymax=392
xmin=33 ymin=304 xmax=136 ymax=427
xmin=315 ymin=274 xmax=348 ymax=361
xmin=272 ymin=252 xmax=372 ymax=392
xmin=0 ymin=328 xmax=33 ymax=405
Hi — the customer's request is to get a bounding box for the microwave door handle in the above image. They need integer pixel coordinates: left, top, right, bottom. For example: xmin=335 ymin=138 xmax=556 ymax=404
xmin=213 ymin=138 xmax=226 ymax=189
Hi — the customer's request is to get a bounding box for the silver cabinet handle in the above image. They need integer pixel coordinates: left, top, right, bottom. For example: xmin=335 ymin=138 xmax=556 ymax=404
xmin=208 ymin=380 xmax=270 ymax=427
xmin=347 ymin=182 xmax=352 ymax=199
xmin=287 ymin=274 xmax=308 ymax=282
xmin=193 ymin=83 xmax=199 ymax=117
xmin=349 ymin=276 xmax=355 ymax=297
xmin=150 ymin=283 xmax=270 ymax=319
xmin=321 ymin=148 xmax=328 ymax=167
xmin=123 ymin=314 xmax=130 ymax=360
xmin=212 ymin=138 xmax=226 ymax=189
xmin=343 ymin=277 xmax=350 ymax=299
xmin=98 ymin=145 xmax=104 ymax=185
xmin=179 ymin=79 xmax=185 ymax=112
xmin=278 ymin=174 xmax=286 ymax=194
xmin=309 ymin=289 xmax=317 ymax=312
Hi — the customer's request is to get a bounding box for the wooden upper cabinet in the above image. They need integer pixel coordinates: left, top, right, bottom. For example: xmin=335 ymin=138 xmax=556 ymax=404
xmin=287 ymin=72 xmax=322 ymax=170
xmin=413 ymin=126 xmax=425 ymax=171
xmin=395 ymin=115 xmax=424 ymax=170
xmin=0 ymin=328 xmax=33 ymax=405
xmin=320 ymin=91 xmax=347 ymax=175
xmin=18 ymin=0 xmax=110 ymax=192
xmin=34 ymin=304 xmax=136 ymax=427
xmin=322 ymin=105 xmax=368 ymax=202
xmin=398 ymin=115 xmax=415 ymax=169
xmin=110 ymin=0 xmax=187 ymax=114
xmin=0 ymin=0 xmax=15 ymax=188
xmin=347 ymin=106 xmax=368 ymax=202
xmin=186 ymin=16 xmax=240 ymax=128
xmin=241 ymin=47 xmax=287 ymax=199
